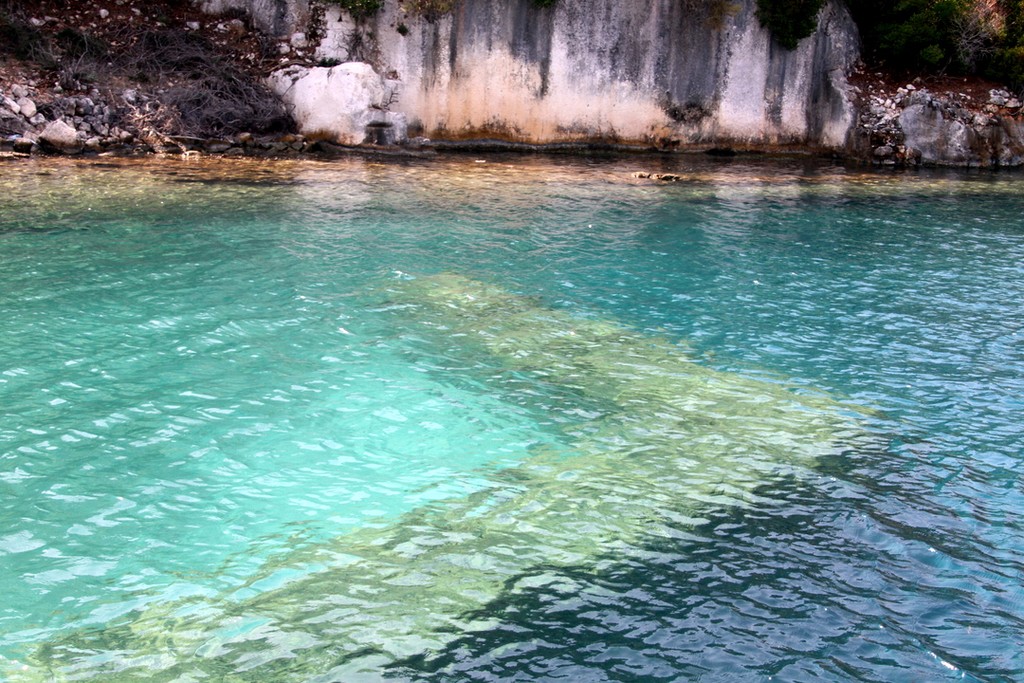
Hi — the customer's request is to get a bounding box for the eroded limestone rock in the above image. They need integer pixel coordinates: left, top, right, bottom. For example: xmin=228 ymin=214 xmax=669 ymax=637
xmin=267 ymin=62 xmax=407 ymax=146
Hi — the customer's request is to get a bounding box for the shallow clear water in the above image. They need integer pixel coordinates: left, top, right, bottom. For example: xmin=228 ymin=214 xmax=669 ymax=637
xmin=0 ymin=155 xmax=1022 ymax=681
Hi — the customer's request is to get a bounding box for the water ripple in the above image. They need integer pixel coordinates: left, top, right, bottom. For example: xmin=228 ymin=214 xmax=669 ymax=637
xmin=1 ymin=157 xmax=1022 ymax=681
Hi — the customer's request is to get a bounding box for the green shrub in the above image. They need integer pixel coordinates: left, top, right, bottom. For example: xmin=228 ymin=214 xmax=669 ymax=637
xmin=992 ymin=44 xmax=1024 ymax=86
xmin=324 ymin=0 xmax=382 ymax=20
xmin=991 ymin=1 xmax=1024 ymax=88
xmin=847 ymin=0 xmax=970 ymax=71
xmin=755 ymin=0 xmax=826 ymax=49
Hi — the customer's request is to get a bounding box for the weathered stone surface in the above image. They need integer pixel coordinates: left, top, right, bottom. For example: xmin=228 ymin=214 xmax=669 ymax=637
xmin=198 ymin=0 xmax=310 ymax=38
xmin=204 ymin=139 xmax=233 ymax=153
xmin=268 ymin=63 xmax=407 ymax=145
xmin=899 ymin=104 xmax=973 ymax=165
xmin=895 ymin=100 xmax=1024 ymax=167
xmin=853 ymin=79 xmax=1024 ymax=167
xmin=16 ymin=98 xmax=36 ymax=119
xmin=39 ymin=120 xmax=84 ymax=154
xmin=222 ymin=0 xmax=860 ymax=149
xmin=12 ymin=137 xmax=35 ymax=154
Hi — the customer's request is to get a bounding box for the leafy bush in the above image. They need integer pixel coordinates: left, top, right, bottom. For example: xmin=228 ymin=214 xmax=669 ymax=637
xmin=992 ymin=0 xmax=1024 ymax=88
xmin=323 ymin=0 xmax=382 ymax=20
xmin=853 ymin=0 xmax=1009 ymax=72
xmin=992 ymin=44 xmax=1024 ymax=86
xmin=845 ymin=0 xmax=1024 ymax=89
xmin=755 ymin=0 xmax=826 ymax=49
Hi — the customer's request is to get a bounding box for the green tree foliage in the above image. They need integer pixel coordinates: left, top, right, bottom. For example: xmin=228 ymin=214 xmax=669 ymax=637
xmin=847 ymin=0 xmax=970 ymax=69
xmin=755 ymin=0 xmax=826 ymax=49
xmin=847 ymin=0 xmax=1024 ymax=89
xmin=323 ymin=0 xmax=382 ymax=20
xmin=993 ymin=0 xmax=1024 ymax=86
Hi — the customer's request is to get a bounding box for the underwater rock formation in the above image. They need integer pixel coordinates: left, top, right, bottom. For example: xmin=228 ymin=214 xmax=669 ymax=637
xmin=8 ymin=273 xmax=877 ymax=681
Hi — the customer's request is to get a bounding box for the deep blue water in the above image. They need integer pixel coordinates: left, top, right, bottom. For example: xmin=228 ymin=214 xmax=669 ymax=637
xmin=0 ymin=156 xmax=1022 ymax=681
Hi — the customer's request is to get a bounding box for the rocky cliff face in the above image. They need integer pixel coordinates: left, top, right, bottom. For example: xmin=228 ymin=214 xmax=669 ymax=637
xmin=239 ymin=0 xmax=861 ymax=150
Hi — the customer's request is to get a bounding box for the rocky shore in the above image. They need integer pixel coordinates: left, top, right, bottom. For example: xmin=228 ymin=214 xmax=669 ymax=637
xmin=3 ymin=0 xmax=1024 ymax=167
xmin=1 ymin=87 xmax=313 ymax=158
xmin=851 ymin=71 xmax=1024 ymax=167
xmin=0 ymin=83 xmax=334 ymax=157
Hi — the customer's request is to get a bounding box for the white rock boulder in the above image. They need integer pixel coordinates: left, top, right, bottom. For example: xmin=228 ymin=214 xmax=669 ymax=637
xmin=267 ymin=62 xmax=407 ymax=146
xmin=39 ymin=119 xmax=83 ymax=154
xmin=16 ymin=97 xmax=37 ymax=119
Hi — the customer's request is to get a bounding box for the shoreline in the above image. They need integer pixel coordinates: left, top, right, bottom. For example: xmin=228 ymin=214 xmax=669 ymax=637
xmin=3 ymin=137 xmax=1020 ymax=171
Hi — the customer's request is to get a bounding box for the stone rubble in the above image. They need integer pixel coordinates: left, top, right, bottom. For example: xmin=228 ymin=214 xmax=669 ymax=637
xmin=852 ymin=73 xmax=1024 ymax=167
xmin=0 ymin=80 xmax=396 ymax=158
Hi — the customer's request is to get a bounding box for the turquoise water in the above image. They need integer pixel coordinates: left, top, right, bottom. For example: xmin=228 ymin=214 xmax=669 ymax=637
xmin=0 ymin=156 xmax=1022 ymax=680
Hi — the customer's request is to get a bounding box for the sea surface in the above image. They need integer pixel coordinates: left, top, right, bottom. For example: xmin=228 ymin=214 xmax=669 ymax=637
xmin=0 ymin=155 xmax=1021 ymax=681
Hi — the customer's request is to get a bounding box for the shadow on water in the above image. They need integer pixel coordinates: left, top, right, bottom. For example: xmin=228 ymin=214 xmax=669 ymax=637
xmin=383 ymin=472 xmax=866 ymax=682
xmin=385 ymin=450 xmax=1018 ymax=683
